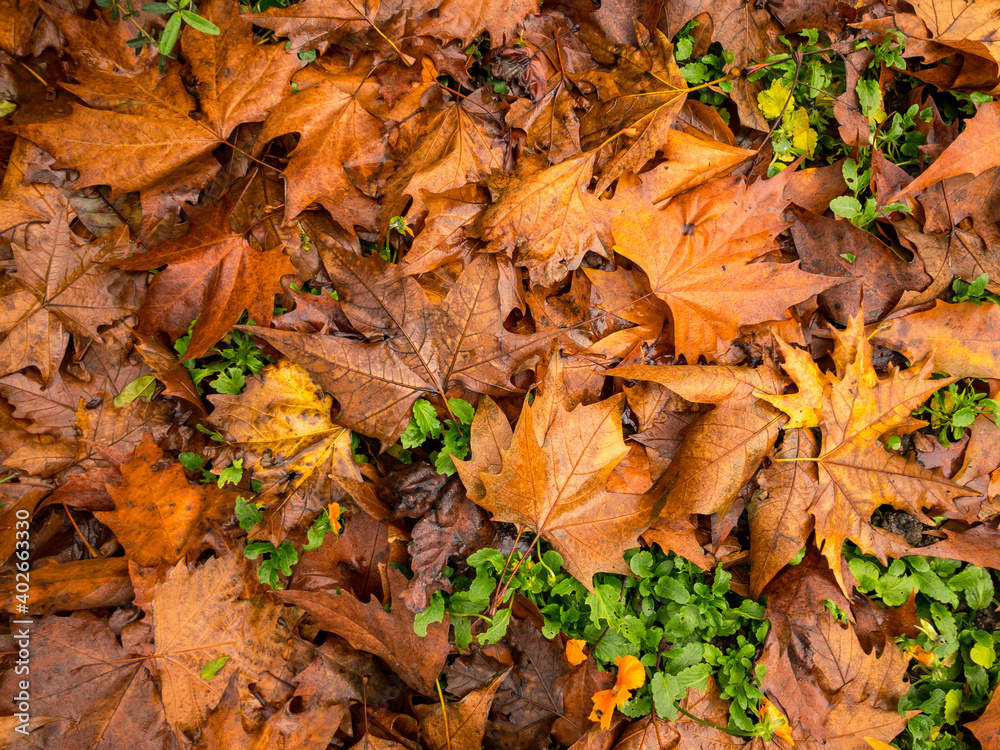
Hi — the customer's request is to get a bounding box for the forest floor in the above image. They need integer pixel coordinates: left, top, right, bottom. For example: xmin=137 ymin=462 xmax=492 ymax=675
xmin=1 ymin=0 xmax=1000 ymax=749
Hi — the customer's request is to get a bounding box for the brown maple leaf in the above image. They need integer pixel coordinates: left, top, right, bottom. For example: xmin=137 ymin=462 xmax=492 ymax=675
xmin=279 ymin=566 xmax=451 ymax=696
xmin=257 ymin=65 xmax=388 ymax=228
xmin=578 ymin=23 xmax=689 ymax=193
xmin=113 ymin=201 xmax=295 ymax=361
xmin=409 ymin=0 xmax=540 ymax=47
xmin=13 ymin=0 xmax=303 ymax=203
xmin=0 ymin=612 xmax=173 ymax=749
xmin=473 ymin=151 xmax=611 ymax=286
xmin=414 ymin=670 xmax=509 ymax=750
xmin=98 ymin=435 xmax=238 ymax=566
xmin=457 ymin=352 xmax=659 ymax=586
xmin=380 ymin=99 xmax=506 ymax=230
xmin=612 ymin=363 xmax=788 ymax=522
xmin=0 ymin=204 xmax=135 ymax=382
xmin=873 ymin=299 xmax=1000 ymax=381
xmin=244 ymin=250 xmax=546 ymax=445
xmin=760 ymin=309 xmax=976 ymax=592
xmin=611 ymin=168 xmax=840 ymax=361
xmin=891 ymin=101 xmax=1000 ymax=203
xmin=149 ymin=552 xmax=294 ymax=735
xmin=243 ymin=0 xmax=393 ymax=53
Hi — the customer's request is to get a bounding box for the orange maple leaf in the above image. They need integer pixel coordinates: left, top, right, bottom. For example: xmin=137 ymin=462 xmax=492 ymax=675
xmin=589 ymin=655 xmax=646 ymax=729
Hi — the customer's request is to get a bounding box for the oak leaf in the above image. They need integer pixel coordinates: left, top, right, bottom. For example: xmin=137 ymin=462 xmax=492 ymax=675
xmin=611 ymin=170 xmax=839 ymax=360
xmin=113 ymin=202 xmax=295 ymax=360
xmin=150 ymin=552 xmax=293 ymax=735
xmin=461 ymin=352 xmax=658 ymax=586
xmin=244 ymin=251 xmax=545 ymax=445
xmin=760 ymin=310 xmax=976 ymax=592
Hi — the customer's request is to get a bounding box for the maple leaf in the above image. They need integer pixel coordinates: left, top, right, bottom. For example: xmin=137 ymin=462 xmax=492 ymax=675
xmin=507 ymin=80 xmax=586 ymax=164
xmin=663 ymin=0 xmax=777 ymax=130
xmin=906 ymin=0 xmax=1000 ymax=67
xmin=0 ymin=205 xmax=134 ymax=382
xmin=199 ymin=671 xmax=347 ymax=750
xmin=612 ymin=363 xmax=788 ymax=521
xmin=0 ymin=556 xmax=131 ymax=616
xmin=760 ymin=310 xmax=976 ymax=592
xmin=967 ymin=684 xmax=1000 ymax=750
xmin=758 ymin=559 xmax=915 ymax=748
xmin=890 ymin=101 xmax=1000 ymax=203
xmin=0 ymin=612 xmax=173 ymax=749
xmin=209 ymin=360 xmax=361 ymax=542
xmin=98 ymin=435 xmax=238 ymax=566
xmin=243 ymin=0 xmax=392 ymax=53
xmin=473 ymin=152 xmax=611 ymax=286
xmin=873 ymin=299 xmax=1000 ymax=380
xmin=113 ymin=202 xmax=295 ymax=360
xmin=459 ymin=352 xmax=659 ymax=586
xmin=409 ymin=0 xmax=540 ymax=47
xmin=400 ymin=186 xmax=488 ymax=276
xmin=278 ymin=566 xmax=451 ymax=696
xmin=415 ymin=670 xmax=509 ymax=750
xmin=579 ymin=23 xmax=689 ymax=193
xmin=380 ymin=99 xmax=506 ymax=229
xmin=150 ymin=552 xmax=294 ymax=735
xmin=611 ymin=169 xmax=840 ymax=360
xmin=13 ymin=0 xmax=302 ymax=202
xmin=258 ymin=66 xmax=388 ymax=228
xmin=245 ymin=250 xmax=545 ymax=445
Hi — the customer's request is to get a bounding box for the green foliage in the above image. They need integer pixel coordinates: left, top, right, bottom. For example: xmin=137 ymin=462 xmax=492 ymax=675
xmin=114 ymin=375 xmax=157 ymax=407
xmin=97 ymin=0 xmax=220 ymax=67
xmin=244 ymin=540 xmax=299 ymax=590
xmin=846 ymin=547 xmax=1000 ymax=750
xmin=829 ymin=156 xmax=909 ymax=229
xmin=952 ymin=274 xmax=1000 ymax=306
xmin=396 ymin=398 xmax=475 ymax=476
xmin=175 ymin=317 xmax=272 ymax=396
xmin=672 ymin=21 xmax=734 ymax=122
xmin=215 ymin=458 xmax=243 ymax=488
xmin=303 ymin=504 xmax=341 ymax=550
xmin=916 ymin=380 xmax=1000 ymax=445
xmin=199 ymin=655 xmax=229 ymax=679
xmin=234 ymin=496 xmax=264 ymax=532
xmin=415 ymin=546 xmax=772 ymax=735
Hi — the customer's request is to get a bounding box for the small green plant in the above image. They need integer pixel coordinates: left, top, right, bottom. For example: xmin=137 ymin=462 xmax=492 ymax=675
xmin=829 ymin=156 xmax=909 ymax=229
xmin=416 ymin=546 xmax=774 ymax=737
xmin=395 ymin=398 xmax=475 ymax=475
xmin=244 ymin=540 xmax=298 ymax=589
xmin=174 ymin=318 xmax=272 ymax=396
xmin=234 ymin=496 xmax=264 ymax=531
xmin=847 ymin=547 xmax=1000 ymax=750
xmin=97 ymin=0 xmax=220 ymax=68
xmin=673 ymin=21 xmax=735 ymax=122
xmin=916 ymin=380 xmax=1000 ymax=445
xmin=199 ymin=655 xmax=229 ymax=679
xmin=952 ymin=274 xmax=1000 ymax=306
